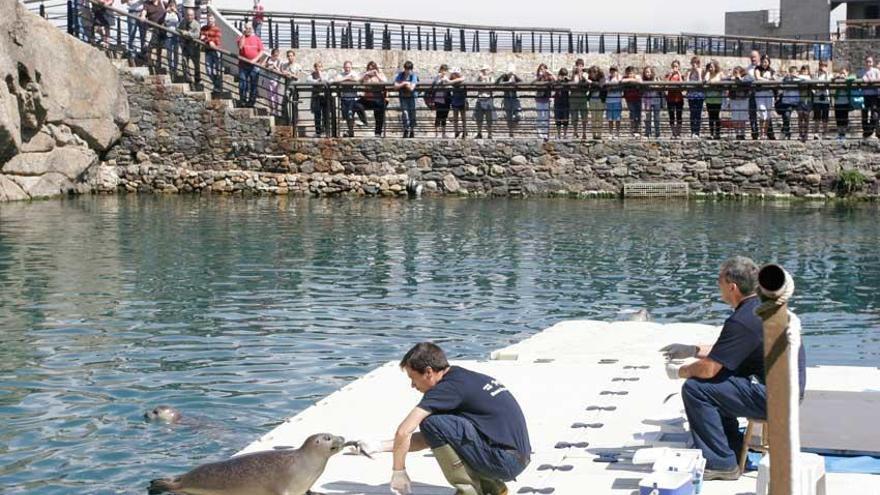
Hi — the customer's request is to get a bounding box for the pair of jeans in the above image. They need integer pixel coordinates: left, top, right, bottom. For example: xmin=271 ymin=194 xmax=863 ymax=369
xmin=627 ymin=99 xmax=642 ymax=134
xmin=238 ymin=64 xmax=260 ymax=106
xmin=644 ymin=102 xmax=661 ymax=137
xmin=861 ymin=95 xmax=879 ymax=137
xmin=181 ymin=44 xmax=201 ymax=83
xmin=779 ymin=103 xmax=795 ymax=138
xmin=165 ymin=36 xmax=179 ymax=75
xmin=707 ymin=103 xmax=722 ymax=138
xmin=535 ymin=101 xmax=551 ymax=138
xmin=360 ymin=98 xmax=386 ymax=136
xmin=420 ymin=414 xmax=528 ymax=482
xmin=667 ymin=100 xmax=684 ymax=136
xmin=205 ymin=50 xmax=222 ymax=91
xmin=312 ymin=97 xmax=327 ymax=136
xmin=681 ymin=374 xmax=766 ymax=471
xmin=126 ymin=14 xmax=145 ymax=53
xmin=688 ymin=98 xmax=704 ymax=135
xmin=399 ymin=97 xmax=417 ymax=135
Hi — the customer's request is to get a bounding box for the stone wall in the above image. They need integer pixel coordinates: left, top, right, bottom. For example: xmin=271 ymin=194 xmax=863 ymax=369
xmin=92 ymin=69 xmax=880 ymax=199
xmin=833 ymin=40 xmax=880 ymax=72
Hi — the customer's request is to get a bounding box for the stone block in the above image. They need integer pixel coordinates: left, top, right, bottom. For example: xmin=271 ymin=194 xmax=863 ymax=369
xmin=2 ymin=146 xmax=97 ymax=179
xmin=0 ymin=173 xmax=28 ymax=201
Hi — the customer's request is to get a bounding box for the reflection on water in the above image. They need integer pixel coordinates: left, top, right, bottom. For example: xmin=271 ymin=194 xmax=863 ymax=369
xmin=0 ymin=196 xmax=878 ymax=493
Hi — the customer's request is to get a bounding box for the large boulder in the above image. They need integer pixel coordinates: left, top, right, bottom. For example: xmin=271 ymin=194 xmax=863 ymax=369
xmin=0 ymin=174 xmax=28 ymax=201
xmin=1 ymin=146 xmax=98 ymax=179
xmin=0 ymin=0 xmax=129 ymax=159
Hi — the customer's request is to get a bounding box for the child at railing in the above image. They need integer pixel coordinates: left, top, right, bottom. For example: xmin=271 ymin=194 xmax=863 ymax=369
xmin=571 ymin=60 xmax=588 ymax=140
xmin=797 ymin=65 xmax=813 ymax=142
xmin=534 ymin=63 xmax=555 ymax=141
xmin=164 ymin=1 xmax=180 ymax=76
xmin=641 ymin=66 xmax=661 ymax=139
xmin=264 ymin=48 xmax=283 ymax=116
xmin=704 ymin=61 xmax=724 ymax=140
xmin=360 ymin=61 xmax=388 ymax=138
xmin=449 ymin=68 xmax=468 ymax=139
xmin=554 ymin=68 xmax=571 ymax=140
xmin=812 ymin=61 xmax=831 ymax=140
xmin=497 ymin=66 xmax=523 ymax=138
xmin=394 ymin=61 xmax=419 ymax=138
xmin=686 ymin=56 xmax=704 ymax=138
xmin=833 ymin=66 xmax=855 ymax=141
xmin=622 ymin=66 xmax=642 ymax=138
xmin=336 ymin=60 xmax=369 ymax=137
xmin=586 ymin=66 xmax=605 ymax=140
xmin=665 ymin=60 xmax=684 ymax=138
xmin=727 ymin=66 xmax=750 ymax=140
xmin=606 ymin=67 xmax=623 ymax=140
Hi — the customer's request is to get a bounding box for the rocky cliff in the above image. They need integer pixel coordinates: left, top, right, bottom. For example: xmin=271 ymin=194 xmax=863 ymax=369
xmin=0 ymin=0 xmax=129 ymax=201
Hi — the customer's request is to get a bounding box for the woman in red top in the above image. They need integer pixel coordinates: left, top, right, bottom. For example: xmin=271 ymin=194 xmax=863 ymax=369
xmin=665 ymin=60 xmax=684 ymax=138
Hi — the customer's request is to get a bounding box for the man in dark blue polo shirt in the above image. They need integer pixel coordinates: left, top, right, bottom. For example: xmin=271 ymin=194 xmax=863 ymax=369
xmin=358 ymin=342 xmax=530 ymax=495
xmin=661 ymin=256 xmax=806 ymax=481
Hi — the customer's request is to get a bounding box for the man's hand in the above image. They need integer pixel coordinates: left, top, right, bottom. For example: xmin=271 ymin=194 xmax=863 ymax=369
xmin=660 ymin=343 xmax=697 ymax=360
xmin=390 ymin=469 xmax=412 ymax=495
xmin=666 ymin=362 xmax=684 ymax=380
xmin=348 ymin=439 xmax=385 ymax=457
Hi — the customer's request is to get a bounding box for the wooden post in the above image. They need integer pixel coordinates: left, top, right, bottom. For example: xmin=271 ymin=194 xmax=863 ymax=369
xmin=757 ymin=264 xmax=794 ymax=495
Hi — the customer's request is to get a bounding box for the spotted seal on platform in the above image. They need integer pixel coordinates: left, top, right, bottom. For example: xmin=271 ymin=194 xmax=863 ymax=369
xmin=147 ymin=433 xmax=362 ymax=495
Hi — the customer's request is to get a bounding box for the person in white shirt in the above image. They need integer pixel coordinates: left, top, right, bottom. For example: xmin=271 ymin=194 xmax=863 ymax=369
xmin=860 ymin=55 xmax=880 ymax=138
xmin=335 ymin=61 xmax=368 ymax=137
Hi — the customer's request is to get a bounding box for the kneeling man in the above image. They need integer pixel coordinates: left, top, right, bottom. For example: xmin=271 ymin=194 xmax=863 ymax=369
xmin=361 ymin=342 xmax=531 ymax=495
xmin=662 ymin=256 xmax=806 ymax=481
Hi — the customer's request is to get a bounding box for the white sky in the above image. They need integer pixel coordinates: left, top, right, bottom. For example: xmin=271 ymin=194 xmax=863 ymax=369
xmin=214 ymin=0 xmax=846 ymax=34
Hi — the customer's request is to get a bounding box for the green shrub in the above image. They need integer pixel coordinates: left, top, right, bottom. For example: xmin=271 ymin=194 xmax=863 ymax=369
xmin=837 ymin=169 xmax=867 ymax=196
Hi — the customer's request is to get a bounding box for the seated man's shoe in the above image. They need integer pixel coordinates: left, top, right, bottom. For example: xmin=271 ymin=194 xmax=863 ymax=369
xmin=432 ymin=445 xmax=483 ymax=495
xmin=703 ymin=466 xmax=741 ymax=481
xmin=479 ymin=477 xmax=508 ymax=495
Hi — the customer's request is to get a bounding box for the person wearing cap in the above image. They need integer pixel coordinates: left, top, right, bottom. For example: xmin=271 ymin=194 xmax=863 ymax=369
xmin=474 ymin=65 xmax=494 ymax=139
xmin=449 ymin=68 xmax=468 ymax=138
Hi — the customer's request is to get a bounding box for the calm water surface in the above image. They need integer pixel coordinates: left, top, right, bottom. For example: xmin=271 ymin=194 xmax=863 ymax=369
xmin=0 ymin=196 xmax=878 ymax=494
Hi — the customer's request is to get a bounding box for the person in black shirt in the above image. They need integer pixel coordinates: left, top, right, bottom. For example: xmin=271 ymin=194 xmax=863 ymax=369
xmin=661 ymin=256 xmax=807 ymax=481
xmin=355 ymin=342 xmax=530 ymax=495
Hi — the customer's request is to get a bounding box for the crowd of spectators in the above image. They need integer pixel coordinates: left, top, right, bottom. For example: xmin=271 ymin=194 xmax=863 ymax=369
xmin=74 ymin=3 xmax=880 ymax=141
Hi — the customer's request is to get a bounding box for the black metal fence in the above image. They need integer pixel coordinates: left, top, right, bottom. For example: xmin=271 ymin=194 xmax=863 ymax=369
xmin=23 ymin=0 xmax=880 ymax=143
xmin=218 ymin=9 xmax=832 ymax=61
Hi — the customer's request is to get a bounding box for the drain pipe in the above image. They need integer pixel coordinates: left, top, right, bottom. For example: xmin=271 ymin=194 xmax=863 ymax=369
xmin=756 ymin=264 xmax=801 ymax=495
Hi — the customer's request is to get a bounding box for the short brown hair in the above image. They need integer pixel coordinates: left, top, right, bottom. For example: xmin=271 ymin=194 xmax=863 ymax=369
xmin=400 ymin=342 xmax=449 ymax=373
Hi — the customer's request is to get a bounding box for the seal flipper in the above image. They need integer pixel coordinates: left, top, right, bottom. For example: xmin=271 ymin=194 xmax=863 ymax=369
xmin=147 ymin=477 xmax=182 ymax=494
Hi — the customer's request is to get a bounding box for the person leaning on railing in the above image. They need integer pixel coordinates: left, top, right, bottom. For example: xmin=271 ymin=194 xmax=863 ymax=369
xmin=336 ymin=61 xmax=369 ymax=137
xmin=686 ymin=56 xmax=704 ymax=139
xmin=641 ymin=66 xmax=661 ymax=139
xmin=665 ymin=60 xmax=684 ymax=138
xmin=140 ymin=0 xmax=166 ymax=73
xmin=431 ymin=65 xmax=452 ymax=139
xmin=309 ymin=62 xmax=330 ymax=137
xmin=448 ymin=68 xmax=467 ymax=139
xmin=236 ymin=23 xmax=265 ymax=107
xmin=263 ymin=48 xmax=283 ymax=116
xmin=92 ymin=0 xmax=114 ymax=48
xmin=859 ymin=55 xmax=880 ymax=139
xmin=570 ymin=59 xmax=588 ymax=139
xmin=280 ymin=50 xmax=301 ymax=127
xmin=199 ymin=13 xmax=223 ymax=93
xmin=496 ymin=66 xmax=522 ymax=138
xmin=621 ymin=66 xmax=642 ymax=138
xmin=122 ymin=0 xmax=146 ymax=56
xmin=474 ymin=65 xmax=495 ymax=139
xmin=833 ymin=65 xmax=856 ymax=141
xmin=178 ymin=6 xmax=202 ymax=86
xmin=534 ymin=63 xmax=555 ymax=141
xmin=812 ymin=61 xmax=831 ymax=140
xmin=703 ymin=60 xmax=724 ymax=140
xmin=727 ymin=66 xmax=751 ymax=140
xmin=359 ymin=61 xmax=387 ymax=138
xmin=586 ymin=66 xmax=606 ymax=140
xmin=606 ymin=67 xmax=623 ymax=139
xmin=163 ymin=2 xmax=180 ymax=76
xmin=394 ymin=61 xmax=419 ymax=138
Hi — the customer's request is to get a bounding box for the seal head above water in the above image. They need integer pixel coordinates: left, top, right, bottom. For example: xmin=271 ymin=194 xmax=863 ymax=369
xmin=147 ymin=433 xmax=347 ymax=495
xmin=144 ymin=405 xmax=183 ymax=424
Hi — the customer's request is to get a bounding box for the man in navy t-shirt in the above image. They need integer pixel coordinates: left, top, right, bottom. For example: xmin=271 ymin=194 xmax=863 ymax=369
xmin=661 ymin=256 xmax=807 ymax=481
xmin=355 ymin=342 xmax=530 ymax=495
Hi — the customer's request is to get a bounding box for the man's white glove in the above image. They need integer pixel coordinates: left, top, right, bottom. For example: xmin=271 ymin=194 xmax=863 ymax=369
xmin=390 ymin=469 xmax=412 ymax=495
xmin=660 ymin=343 xmax=697 ymax=360
xmin=348 ymin=439 xmax=385 ymax=457
xmin=666 ymin=362 xmax=684 ymax=380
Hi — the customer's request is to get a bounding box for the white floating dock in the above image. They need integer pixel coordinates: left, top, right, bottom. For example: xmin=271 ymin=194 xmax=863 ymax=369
xmin=239 ymin=321 xmax=880 ymax=495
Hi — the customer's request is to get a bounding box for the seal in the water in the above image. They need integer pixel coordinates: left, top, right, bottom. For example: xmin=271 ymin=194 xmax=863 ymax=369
xmin=616 ymin=308 xmax=652 ymax=322
xmin=148 ymin=433 xmax=361 ymax=495
xmin=144 ymin=405 xmax=183 ymax=424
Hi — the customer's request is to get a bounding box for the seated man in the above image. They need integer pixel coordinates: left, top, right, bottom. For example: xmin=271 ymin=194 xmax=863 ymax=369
xmin=358 ymin=342 xmax=531 ymax=495
xmin=662 ymin=256 xmax=806 ymax=481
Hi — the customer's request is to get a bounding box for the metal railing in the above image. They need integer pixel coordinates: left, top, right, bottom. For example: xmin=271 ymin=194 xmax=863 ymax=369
xmin=217 ymin=8 xmax=832 ymax=61
xmin=835 ymin=19 xmax=880 ymax=40
xmin=23 ymin=0 xmax=880 ymax=143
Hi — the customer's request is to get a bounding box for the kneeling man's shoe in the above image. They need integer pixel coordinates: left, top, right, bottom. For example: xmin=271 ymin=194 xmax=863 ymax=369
xmin=703 ymin=466 xmax=741 ymax=481
xmin=432 ymin=445 xmax=483 ymax=495
xmin=479 ymin=477 xmax=508 ymax=495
